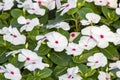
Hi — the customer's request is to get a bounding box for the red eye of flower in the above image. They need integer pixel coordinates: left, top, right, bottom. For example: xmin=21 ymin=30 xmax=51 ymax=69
xmin=55 ymin=40 xmax=59 ymax=44
xmin=26 ymin=22 xmax=30 ymax=25
xmin=10 ymin=71 xmax=14 ymax=75
xmin=71 ymin=33 xmax=75 ymax=38
xmin=100 ymin=34 xmax=104 ymax=39
xmin=32 ymin=62 xmax=36 ymax=64
xmin=89 ymin=35 xmax=93 ymax=39
xmin=26 ymin=57 xmax=30 ymax=61
xmin=66 ymin=4 xmax=70 ymax=7
xmin=72 ymin=48 xmax=76 ymax=51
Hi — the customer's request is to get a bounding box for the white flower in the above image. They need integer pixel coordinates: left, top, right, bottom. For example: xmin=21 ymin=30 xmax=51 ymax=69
xmin=17 ymin=16 xmax=39 ymax=32
xmin=59 ymin=66 xmax=82 ymax=80
xmin=24 ymin=57 xmax=49 ymax=71
xmin=0 ymin=66 xmax=6 ymax=73
xmin=69 ymin=32 xmax=80 ymax=42
xmin=116 ymin=71 xmax=120 ymax=78
xmin=98 ymin=71 xmax=111 ymax=80
xmin=1 ymin=26 xmax=26 ymax=45
xmin=4 ymin=64 xmax=22 ymax=80
xmin=27 ymin=3 xmax=45 ymax=16
xmin=87 ymin=53 xmax=107 ymax=69
xmin=18 ymin=0 xmax=45 ymax=16
xmin=34 ymin=35 xmax=47 ymax=51
xmin=0 ymin=0 xmax=14 ymax=11
xmin=18 ymin=49 xmax=40 ymax=62
xmin=79 ymin=36 xmax=97 ymax=50
xmin=116 ymin=3 xmax=120 ymax=15
xmin=94 ymin=0 xmax=108 ymax=6
xmin=45 ymin=31 xmax=68 ymax=52
xmin=80 ymin=26 xmax=97 ymax=50
xmin=107 ymin=0 xmax=117 ymax=8
xmin=17 ymin=0 xmax=33 ymax=8
xmin=46 ymin=22 xmax=70 ymax=30
xmin=80 ymin=13 xmax=101 ymax=25
xmin=65 ymin=42 xmax=84 ymax=56
xmin=91 ymin=25 xmax=115 ymax=48
xmin=58 ymin=0 xmax=77 ymax=15
xmin=18 ymin=49 xmax=49 ymax=71
xmin=112 ymin=28 xmax=120 ymax=45
xmin=109 ymin=61 xmax=120 ymax=70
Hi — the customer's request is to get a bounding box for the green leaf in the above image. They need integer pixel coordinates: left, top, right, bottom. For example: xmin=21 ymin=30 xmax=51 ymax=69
xmin=67 ymin=8 xmax=79 ymax=15
xmin=11 ymin=9 xmax=23 ymax=18
xmin=0 ymin=13 xmax=10 ymax=20
xmin=99 ymin=44 xmax=119 ymax=61
xmin=53 ymin=66 xmax=67 ymax=77
xmin=49 ymin=51 xmax=71 ymax=66
xmin=102 ymin=6 xmax=119 ymax=21
xmin=78 ymin=64 xmax=88 ymax=74
xmin=35 ymin=68 xmax=53 ymax=78
xmin=85 ymin=69 xmax=96 ymax=77
xmin=37 ymin=44 xmax=51 ymax=56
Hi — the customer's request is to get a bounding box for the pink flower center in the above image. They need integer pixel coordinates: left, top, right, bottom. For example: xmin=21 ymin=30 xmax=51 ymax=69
xmin=107 ymin=2 xmax=110 ymax=5
xmin=10 ymin=71 xmax=14 ymax=75
xmin=72 ymin=48 xmax=76 ymax=51
xmin=55 ymin=40 xmax=59 ymax=44
xmin=68 ymin=75 xmax=73 ymax=78
xmin=100 ymin=34 xmax=104 ymax=39
xmin=32 ymin=8 xmax=35 ymax=10
xmin=84 ymin=45 xmax=88 ymax=47
xmin=71 ymin=33 xmax=75 ymax=38
xmin=26 ymin=57 xmax=30 ymax=61
xmin=99 ymin=0 xmax=102 ymax=3
xmin=95 ymin=61 xmax=99 ymax=63
xmin=32 ymin=62 xmax=36 ymax=64
xmin=1 ymin=3 xmax=4 ymax=6
xmin=66 ymin=4 xmax=70 ymax=7
xmin=38 ymin=1 xmax=42 ymax=5
xmin=26 ymin=22 xmax=30 ymax=25
xmin=106 ymin=77 xmax=109 ymax=80
xmin=13 ymin=35 xmax=17 ymax=38
xmin=89 ymin=35 xmax=93 ymax=39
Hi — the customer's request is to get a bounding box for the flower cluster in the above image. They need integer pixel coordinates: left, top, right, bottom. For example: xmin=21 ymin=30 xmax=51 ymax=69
xmin=0 ymin=0 xmax=120 ymax=80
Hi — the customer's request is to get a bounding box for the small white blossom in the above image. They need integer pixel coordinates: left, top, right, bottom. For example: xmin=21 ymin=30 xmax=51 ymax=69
xmin=98 ymin=71 xmax=111 ymax=80
xmin=34 ymin=35 xmax=47 ymax=51
xmin=0 ymin=0 xmax=14 ymax=11
xmin=79 ymin=36 xmax=97 ymax=50
xmin=59 ymin=66 xmax=82 ymax=80
xmin=18 ymin=49 xmax=49 ymax=71
xmin=45 ymin=31 xmax=68 ymax=52
xmin=17 ymin=16 xmax=39 ymax=32
xmin=109 ymin=61 xmax=120 ymax=70
xmin=58 ymin=0 xmax=77 ymax=15
xmin=24 ymin=57 xmax=49 ymax=71
xmin=4 ymin=64 xmax=22 ymax=80
xmin=80 ymin=13 xmax=101 ymax=25
xmin=94 ymin=0 xmax=108 ymax=6
xmin=116 ymin=71 xmax=120 ymax=78
xmin=116 ymin=3 xmax=120 ymax=15
xmin=87 ymin=53 xmax=107 ymax=69
xmin=112 ymin=28 xmax=120 ymax=45
xmin=107 ymin=0 xmax=117 ymax=8
xmin=46 ymin=22 xmax=70 ymax=30
xmin=91 ymin=25 xmax=115 ymax=48
xmin=0 ymin=66 xmax=6 ymax=73
xmin=86 ymin=0 xmax=94 ymax=2
xmin=65 ymin=42 xmax=84 ymax=56
xmin=0 ymin=26 xmax=26 ymax=45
